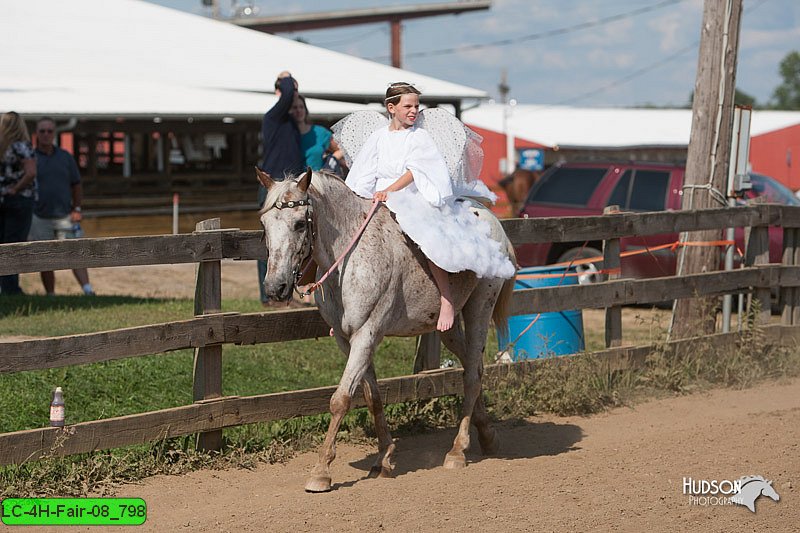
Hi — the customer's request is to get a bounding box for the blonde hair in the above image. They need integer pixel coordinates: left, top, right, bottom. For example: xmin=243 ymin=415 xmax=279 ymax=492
xmin=384 ymin=82 xmax=421 ymax=107
xmin=0 ymin=112 xmax=31 ymax=157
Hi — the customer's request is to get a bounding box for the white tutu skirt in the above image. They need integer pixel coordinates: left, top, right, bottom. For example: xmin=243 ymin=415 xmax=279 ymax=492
xmin=386 ymin=190 xmax=515 ymax=279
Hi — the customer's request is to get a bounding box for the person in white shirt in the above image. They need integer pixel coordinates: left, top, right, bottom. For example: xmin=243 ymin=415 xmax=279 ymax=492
xmin=345 ymin=82 xmax=514 ymax=332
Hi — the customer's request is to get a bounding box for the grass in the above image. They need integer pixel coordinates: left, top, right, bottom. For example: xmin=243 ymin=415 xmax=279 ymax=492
xmin=0 ymin=294 xmax=419 ymax=434
xmin=1 ymin=295 xmax=799 ymax=497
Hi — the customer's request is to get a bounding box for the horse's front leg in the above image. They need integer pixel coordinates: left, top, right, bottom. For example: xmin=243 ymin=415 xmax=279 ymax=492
xmin=305 ymin=329 xmax=379 ymax=493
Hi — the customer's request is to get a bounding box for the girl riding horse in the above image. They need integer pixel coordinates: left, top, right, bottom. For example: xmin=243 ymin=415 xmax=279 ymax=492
xmin=345 ymin=82 xmax=515 ymax=330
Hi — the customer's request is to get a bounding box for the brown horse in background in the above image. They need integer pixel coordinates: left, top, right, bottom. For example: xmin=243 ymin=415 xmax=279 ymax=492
xmin=499 ymin=168 xmax=540 ymax=217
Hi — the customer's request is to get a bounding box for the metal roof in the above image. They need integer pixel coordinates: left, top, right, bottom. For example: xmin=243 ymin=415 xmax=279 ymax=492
xmin=1 ymin=0 xmax=487 ymax=119
xmin=1 ymin=79 xmax=379 ymax=121
xmin=233 ymin=1 xmax=491 ymax=32
xmin=463 ymin=104 xmax=800 ymax=149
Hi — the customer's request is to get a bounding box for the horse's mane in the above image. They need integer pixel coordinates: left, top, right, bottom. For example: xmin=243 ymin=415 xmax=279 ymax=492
xmin=259 ymin=178 xmax=292 ymax=215
xmin=308 ymin=170 xmax=353 ymax=199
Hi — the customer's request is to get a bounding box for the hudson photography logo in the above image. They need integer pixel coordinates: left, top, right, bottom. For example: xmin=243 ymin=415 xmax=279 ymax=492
xmin=683 ymin=475 xmax=781 ymax=512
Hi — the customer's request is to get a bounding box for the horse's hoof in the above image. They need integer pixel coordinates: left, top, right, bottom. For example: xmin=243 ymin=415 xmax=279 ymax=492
xmin=304 ymin=475 xmax=332 ymax=493
xmin=443 ymin=452 xmax=466 ymax=469
xmin=368 ymin=464 xmax=394 ymax=478
xmin=479 ymin=432 xmax=500 ymax=456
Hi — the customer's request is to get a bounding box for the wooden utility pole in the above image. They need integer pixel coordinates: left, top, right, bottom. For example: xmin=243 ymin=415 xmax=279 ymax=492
xmin=670 ymin=0 xmax=743 ymax=339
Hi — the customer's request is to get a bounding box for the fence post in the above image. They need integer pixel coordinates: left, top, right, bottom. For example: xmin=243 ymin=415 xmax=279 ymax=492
xmin=413 ymin=332 xmax=441 ymax=373
xmin=193 ymin=218 xmax=223 ymax=452
xmin=781 ymin=227 xmax=796 ymax=325
xmin=793 ymin=228 xmax=800 ymax=326
xmin=603 ymin=206 xmax=622 ymax=348
xmin=745 ymin=224 xmax=771 ymax=325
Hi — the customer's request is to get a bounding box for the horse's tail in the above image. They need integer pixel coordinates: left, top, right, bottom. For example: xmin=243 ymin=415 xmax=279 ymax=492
xmin=493 ymin=235 xmax=517 ymax=336
xmin=492 ymin=274 xmax=515 ymax=337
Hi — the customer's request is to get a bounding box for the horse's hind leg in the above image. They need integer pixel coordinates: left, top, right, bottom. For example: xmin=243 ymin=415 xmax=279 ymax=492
xmin=361 ymin=364 xmax=396 ymax=478
xmin=305 ymin=330 xmax=378 ymax=493
xmin=441 ymin=287 xmax=500 ymax=469
xmin=440 ymin=321 xmax=499 ymax=458
xmin=472 ymin=394 xmax=499 ymax=455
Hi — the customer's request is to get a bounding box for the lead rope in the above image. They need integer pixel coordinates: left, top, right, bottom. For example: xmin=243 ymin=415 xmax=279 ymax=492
xmin=297 ymin=198 xmax=382 ymax=299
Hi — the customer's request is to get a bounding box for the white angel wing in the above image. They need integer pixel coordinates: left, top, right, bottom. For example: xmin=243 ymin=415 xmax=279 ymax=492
xmin=417 ymin=108 xmax=494 ymax=203
xmin=331 ymin=110 xmax=389 ymax=167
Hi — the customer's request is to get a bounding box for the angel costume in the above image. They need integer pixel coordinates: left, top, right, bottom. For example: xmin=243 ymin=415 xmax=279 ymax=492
xmin=336 ymin=109 xmax=515 ymax=279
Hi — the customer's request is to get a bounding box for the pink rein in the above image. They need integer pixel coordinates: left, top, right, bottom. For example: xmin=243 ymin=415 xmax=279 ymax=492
xmin=299 ymin=198 xmax=382 ymax=298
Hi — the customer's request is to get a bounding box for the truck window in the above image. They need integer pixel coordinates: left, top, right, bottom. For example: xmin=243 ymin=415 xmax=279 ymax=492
xmin=606 ymin=170 xmax=632 ymax=208
xmin=629 ymin=170 xmax=670 ymax=211
xmin=528 ymin=167 xmax=607 ymax=206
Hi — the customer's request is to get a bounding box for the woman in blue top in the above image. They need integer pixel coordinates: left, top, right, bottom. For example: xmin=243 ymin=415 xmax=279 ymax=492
xmin=290 ymin=94 xmax=346 ymax=174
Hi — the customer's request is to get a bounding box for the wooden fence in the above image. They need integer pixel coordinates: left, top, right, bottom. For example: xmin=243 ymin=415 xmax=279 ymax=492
xmin=2 ymin=204 xmax=800 ymax=466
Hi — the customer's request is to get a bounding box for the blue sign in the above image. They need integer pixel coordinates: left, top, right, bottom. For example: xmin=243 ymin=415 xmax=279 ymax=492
xmin=518 ymin=148 xmax=544 ymax=171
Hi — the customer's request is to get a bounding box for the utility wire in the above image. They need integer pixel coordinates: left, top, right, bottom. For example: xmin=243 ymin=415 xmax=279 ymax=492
xmin=552 ymin=0 xmax=770 ymax=105
xmin=555 ymin=42 xmax=698 ymax=105
xmin=367 ymin=0 xmax=686 ymax=61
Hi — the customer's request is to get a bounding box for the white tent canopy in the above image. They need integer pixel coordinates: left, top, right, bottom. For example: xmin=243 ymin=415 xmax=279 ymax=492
xmin=463 ymin=104 xmax=800 ymax=149
xmin=2 ymin=79 xmax=378 ymax=121
xmin=1 ymin=0 xmax=487 ymax=119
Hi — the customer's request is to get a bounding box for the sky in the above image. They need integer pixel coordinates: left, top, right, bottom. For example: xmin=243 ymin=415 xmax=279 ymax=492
xmin=147 ymin=0 xmax=800 ymax=108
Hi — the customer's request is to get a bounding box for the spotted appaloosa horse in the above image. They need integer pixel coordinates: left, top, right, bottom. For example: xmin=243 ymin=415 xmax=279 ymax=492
xmin=256 ymin=168 xmax=516 ymax=492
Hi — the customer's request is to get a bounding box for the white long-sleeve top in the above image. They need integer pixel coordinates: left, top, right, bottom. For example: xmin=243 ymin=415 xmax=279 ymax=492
xmin=345 ymin=125 xmax=453 ymax=207
xmin=343 ymin=122 xmax=514 ymax=279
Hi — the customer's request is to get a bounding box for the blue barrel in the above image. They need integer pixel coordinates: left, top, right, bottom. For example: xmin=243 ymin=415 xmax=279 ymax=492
xmin=497 ymin=265 xmax=585 ymax=360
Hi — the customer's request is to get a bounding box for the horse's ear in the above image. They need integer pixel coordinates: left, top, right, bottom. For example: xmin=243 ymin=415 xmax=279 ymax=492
xmin=298 ymin=167 xmax=313 ymax=192
xmin=255 ymin=166 xmax=275 ymax=189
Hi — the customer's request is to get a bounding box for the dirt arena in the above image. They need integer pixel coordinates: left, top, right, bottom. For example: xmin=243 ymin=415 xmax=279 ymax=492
xmin=20 ymin=378 xmax=789 ymax=533
xmin=14 ymin=262 xmax=799 ymax=532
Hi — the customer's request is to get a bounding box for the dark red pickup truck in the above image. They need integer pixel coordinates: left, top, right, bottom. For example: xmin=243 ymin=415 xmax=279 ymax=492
xmin=514 ymin=161 xmax=799 ymax=283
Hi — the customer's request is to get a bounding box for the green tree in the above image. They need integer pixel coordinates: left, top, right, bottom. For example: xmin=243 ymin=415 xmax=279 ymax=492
xmin=771 ymin=50 xmax=800 ymax=109
xmin=687 ymin=88 xmax=757 ymax=108
xmin=734 ymin=88 xmax=756 ymax=107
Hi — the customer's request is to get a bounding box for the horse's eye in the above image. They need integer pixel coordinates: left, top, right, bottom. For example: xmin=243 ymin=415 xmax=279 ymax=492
xmin=294 ymin=220 xmax=307 ymax=232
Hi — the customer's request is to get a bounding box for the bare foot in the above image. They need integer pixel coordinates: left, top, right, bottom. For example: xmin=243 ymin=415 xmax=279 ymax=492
xmin=437 ymin=297 xmax=455 ymax=331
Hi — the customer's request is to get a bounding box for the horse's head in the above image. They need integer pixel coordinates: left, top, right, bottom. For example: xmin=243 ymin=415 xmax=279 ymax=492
xmin=761 ymin=480 xmax=780 ymax=502
xmin=256 ymin=167 xmax=314 ymax=301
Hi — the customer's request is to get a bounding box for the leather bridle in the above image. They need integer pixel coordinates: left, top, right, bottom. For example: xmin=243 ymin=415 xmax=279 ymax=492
xmin=269 ymin=197 xmax=315 ymax=294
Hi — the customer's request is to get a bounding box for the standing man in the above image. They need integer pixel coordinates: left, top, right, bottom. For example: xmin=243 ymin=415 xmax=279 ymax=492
xmin=28 ymin=117 xmax=94 ymax=296
xmin=257 ymin=71 xmax=304 ymax=306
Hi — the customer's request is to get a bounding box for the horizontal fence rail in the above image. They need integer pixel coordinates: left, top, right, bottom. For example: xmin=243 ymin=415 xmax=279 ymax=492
xmin=0 ymin=309 xmax=330 ymax=373
xmin=3 ymin=205 xmax=800 ymax=276
xmin=3 ymin=265 xmax=800 ymax=373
